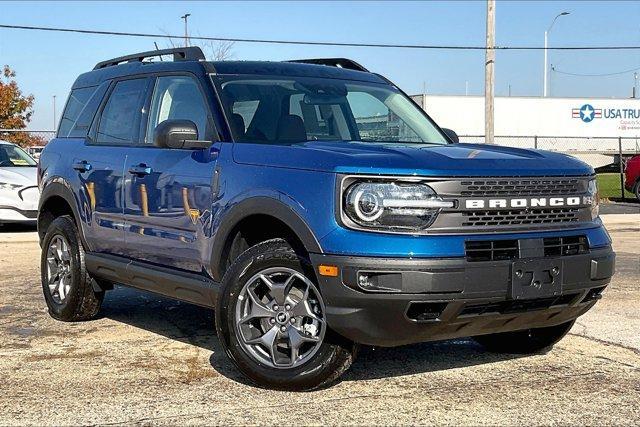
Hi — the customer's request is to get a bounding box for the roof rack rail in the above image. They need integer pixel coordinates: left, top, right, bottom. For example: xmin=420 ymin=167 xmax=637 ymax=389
xmin=287 ymin=58 xmax=369 ymax=72
xmin=93 ymin=47 xmax=206 ymax=70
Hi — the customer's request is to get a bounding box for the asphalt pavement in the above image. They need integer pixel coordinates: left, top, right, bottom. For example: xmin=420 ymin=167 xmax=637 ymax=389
xmin=0 ymin=215 xmax=638 ymax=425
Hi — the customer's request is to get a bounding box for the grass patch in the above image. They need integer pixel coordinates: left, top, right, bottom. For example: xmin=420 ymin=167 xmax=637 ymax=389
xmin=597 ymin=173 xmax=634 ymax=200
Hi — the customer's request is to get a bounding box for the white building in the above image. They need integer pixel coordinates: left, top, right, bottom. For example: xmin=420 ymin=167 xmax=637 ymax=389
xmin=411 ymin=95 xmax=640 ymax=168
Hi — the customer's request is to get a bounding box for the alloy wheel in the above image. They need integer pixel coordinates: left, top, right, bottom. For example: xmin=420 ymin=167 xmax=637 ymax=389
xmin=235 ymin=267 xmax=326 ymax=369
xmin=45 ymin=235 xmax=72 ymax=304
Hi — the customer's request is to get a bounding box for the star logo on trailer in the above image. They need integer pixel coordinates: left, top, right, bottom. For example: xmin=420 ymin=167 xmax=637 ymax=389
xmin=572 ymin=104 xmax=602 ymax=123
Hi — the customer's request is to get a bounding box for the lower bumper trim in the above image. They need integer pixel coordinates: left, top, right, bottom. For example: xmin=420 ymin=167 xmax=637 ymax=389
xmin=310 ymin=247 xmax=614 ymax=347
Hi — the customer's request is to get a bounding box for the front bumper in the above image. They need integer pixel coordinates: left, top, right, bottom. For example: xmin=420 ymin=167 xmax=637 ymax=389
xmin=0 ymin=206 xmax=38 ymax=223
xmin=0 ymin=185 xmax=39 ymax=223
xmin=310 ymin=246 xmax=615 ymax=347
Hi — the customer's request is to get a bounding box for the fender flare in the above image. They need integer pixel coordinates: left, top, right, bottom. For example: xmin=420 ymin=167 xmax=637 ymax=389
xmin=38 ymin=180 xmax=88 ymax=247
xmin=209 ymin=196 xmax=322 ymax=282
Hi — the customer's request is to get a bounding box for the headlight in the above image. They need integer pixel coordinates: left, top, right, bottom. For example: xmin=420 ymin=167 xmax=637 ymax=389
xmin=343 ymin=181 xmax=453 ymax=232
xmin=0 ymin=182 xmax=22 ymax=191
xmin=585 ymin=178 xmax=600 ymax=219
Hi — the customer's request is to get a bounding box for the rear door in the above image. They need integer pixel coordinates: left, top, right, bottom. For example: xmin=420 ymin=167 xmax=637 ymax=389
xmin=121 ymin=74 xmax=219 ymax=272
xmin=79 ymin=77 xmax=151 ymax=254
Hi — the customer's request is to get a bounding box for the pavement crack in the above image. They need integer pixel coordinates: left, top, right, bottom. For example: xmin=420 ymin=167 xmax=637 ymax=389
xmin=568 ymin=332 xmax=640 ymax=356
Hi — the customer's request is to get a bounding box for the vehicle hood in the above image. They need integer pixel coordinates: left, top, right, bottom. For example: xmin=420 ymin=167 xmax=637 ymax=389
xmin=232 ymin=141 xmax=594 ymax=177
xmin=0 ymin=167 xmax=38 ymax=186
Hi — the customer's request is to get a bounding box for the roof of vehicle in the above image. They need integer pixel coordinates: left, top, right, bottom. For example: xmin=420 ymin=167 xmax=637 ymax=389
xmin=207 ymin=61 xmax=386 ymax=84
xmin=72 ymin=48 xmax=386 ymax=89
xmin=0 ymin=140 xmax=15 ymax=146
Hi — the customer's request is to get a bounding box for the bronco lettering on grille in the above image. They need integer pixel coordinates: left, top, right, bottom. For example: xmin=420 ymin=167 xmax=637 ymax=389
xmin=465 ymin=197 xmax=583 ymax=209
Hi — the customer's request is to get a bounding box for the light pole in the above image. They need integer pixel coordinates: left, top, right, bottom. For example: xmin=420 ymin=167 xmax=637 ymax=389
xmin=52 ymin=95 xmax=57 ymax=131
xmin=181 ymin=13 xmax=191 ymax=47
xmin=543 ymin=11 xmax=570 ymax=97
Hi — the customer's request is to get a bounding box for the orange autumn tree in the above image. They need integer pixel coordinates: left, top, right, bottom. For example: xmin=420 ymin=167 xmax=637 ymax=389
xmin=0 ymin=65 xmax=45 ymax=147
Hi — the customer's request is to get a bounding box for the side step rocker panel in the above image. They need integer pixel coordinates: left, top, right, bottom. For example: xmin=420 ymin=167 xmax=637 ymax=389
xmin=85 ymin=253 xmax=220 ymax=308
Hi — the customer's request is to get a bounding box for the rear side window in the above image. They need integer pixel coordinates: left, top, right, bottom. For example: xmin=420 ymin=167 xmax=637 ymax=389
xmin=96 ymin=79 xmax=148 ymax=144
xmin=57 ymin=87 xmax=97 ymax=137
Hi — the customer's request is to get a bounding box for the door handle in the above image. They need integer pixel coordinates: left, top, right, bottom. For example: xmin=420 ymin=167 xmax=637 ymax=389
xmin=72 ymin=161 xmax=92 ymax=173
xmin=128 ymin=164 xmax=152 ymax=176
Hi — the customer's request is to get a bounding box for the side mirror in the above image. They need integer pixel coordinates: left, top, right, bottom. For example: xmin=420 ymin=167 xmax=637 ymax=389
xmin=442 ymin=128 xmax=459 ymax=143
xmin=154 ymin=119 xmax=211 ymax=149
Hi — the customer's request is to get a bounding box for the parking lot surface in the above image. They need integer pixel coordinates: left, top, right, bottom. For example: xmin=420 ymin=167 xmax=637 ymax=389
xmin=1 ymin=216 xmax=639 ymax=426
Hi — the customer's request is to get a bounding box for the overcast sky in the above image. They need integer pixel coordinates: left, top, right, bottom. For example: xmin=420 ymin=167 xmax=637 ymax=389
xmin=1 ymin=0 xmax=640 ymax=130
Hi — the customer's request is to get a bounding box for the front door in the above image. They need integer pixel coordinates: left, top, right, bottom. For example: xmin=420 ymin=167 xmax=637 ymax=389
xmin=122 ymin=74 xmax=218 ymax=272
xmin=80 ymin=77 xmax=150 ymax=254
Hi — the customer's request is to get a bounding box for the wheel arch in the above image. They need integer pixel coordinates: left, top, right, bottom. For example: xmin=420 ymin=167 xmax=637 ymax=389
xmin=210 ymin=197 xmax=322 ymax=282
xmin=38 ymin=181 xmax=87 ymax=247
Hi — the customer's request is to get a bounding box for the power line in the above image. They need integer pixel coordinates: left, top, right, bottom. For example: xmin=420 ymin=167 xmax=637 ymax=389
xmin=2 ymin=23 xmax=640 ymax=51
xmin=552 ymin=65 xmax=640 ymax=77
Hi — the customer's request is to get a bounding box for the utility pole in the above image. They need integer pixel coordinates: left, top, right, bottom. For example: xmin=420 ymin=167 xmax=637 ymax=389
xmin=485 ymin=0 xmax=495 ymax=144
xmin=52 ymin=95 xmax=57 ymax=131
xmin=181 ymin=13 xmax=191 ymax=47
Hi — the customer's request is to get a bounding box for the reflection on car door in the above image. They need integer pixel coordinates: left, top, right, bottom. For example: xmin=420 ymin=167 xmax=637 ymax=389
xmin=78 ymin=78 xmax=150 ymax=254
xmin=122 ymin=75 xmax=218 ymax=272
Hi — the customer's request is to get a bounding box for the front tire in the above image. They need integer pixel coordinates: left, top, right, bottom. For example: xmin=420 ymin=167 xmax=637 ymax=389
xmin=41 ymin=215 xmax=103 ymax=321
xmin=216 ymin=239 xmax=357 ymax=391
xmin=474 ymin=320 xmax=575 ymax=354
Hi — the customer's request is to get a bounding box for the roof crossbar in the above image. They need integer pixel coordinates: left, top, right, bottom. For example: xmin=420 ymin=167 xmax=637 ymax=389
xmin=287 ymin=58 xmax=369 ymax=72
xmin=93 ymin=47 xmax=206 ymax=70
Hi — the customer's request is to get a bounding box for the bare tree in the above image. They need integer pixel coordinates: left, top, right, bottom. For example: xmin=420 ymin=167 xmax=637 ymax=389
xmin=205 ymin=39 xmax=235 ymax=61
xmin=157 ymin=28 xmax=235 ymax=61
xmin=158 ymin=28 xmax=180 ymax=49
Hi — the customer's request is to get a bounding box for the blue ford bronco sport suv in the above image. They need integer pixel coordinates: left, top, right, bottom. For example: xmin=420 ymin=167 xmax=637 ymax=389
xmin=38 ymin=47 xmax=614 ymax=390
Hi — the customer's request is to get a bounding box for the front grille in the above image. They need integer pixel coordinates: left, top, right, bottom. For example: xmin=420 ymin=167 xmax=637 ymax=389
xmin=461 ymin=208 xmax=581 ymax=227
xmin=465 ymin=236 xmax=588 ymax=262
xmin=459 ymin=293 xmax=578 ymax=317
xmin=465 ymin=239 xmax=518 ymax=262
xmin=543 ymin=236 xmax=588 ymax=257
xmin=459 ymin=178 xmax=581 ymax=197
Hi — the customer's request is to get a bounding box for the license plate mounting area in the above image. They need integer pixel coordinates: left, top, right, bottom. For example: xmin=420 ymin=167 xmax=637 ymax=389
xmin=511 ymin=259 xmax=563 ymax=300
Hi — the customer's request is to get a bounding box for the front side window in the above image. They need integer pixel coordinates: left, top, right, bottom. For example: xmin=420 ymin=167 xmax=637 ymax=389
xmin=96 ymin=79 xmax=148 ymax=144
xmin=0 ymin=144 xmax=37 ymax=167
xmin=146 ymin=76 xmax=211 ymax=143
xmin=214 ymin=75 xmax=448 ymax=145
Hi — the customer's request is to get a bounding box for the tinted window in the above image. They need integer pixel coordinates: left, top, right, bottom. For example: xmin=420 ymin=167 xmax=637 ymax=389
xmin=96 ymin=79 xmax=148 ymax=144
xmin=147 ymin=76 xmax=210 ymax=143
xmin=57 ymin=86 xmax=97 ymax=137
xmin=215 ymin=76 xmax=447 ymax=145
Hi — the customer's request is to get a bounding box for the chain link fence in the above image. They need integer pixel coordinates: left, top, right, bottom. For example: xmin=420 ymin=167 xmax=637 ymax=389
xmin=0 ymin=129 xmax=637 ymax=201
xmin=0 ymin=129 xmax=56 ymax=145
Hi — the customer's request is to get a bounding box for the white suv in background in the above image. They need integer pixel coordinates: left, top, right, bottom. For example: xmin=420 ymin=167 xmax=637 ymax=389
xmin=0 ymin=140 xmax=39 ymax=225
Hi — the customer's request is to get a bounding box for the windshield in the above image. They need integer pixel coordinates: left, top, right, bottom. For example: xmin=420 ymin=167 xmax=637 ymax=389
xmin=0 ymin=144 xmax=37 ymax=167
xmin=213 ymin=75 xmax=449 ymax=145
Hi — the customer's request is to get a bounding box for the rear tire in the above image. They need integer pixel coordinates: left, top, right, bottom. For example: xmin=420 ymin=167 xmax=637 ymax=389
xmin=41 ymin=215 xmax=103 ymax=321
xmin=634 ymin=180 xmax=640 ymax=202
xmin=474 ymin=320 xmax=575 ymax=354
xmin=216 ymin=238 xmax=357 ymax=391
